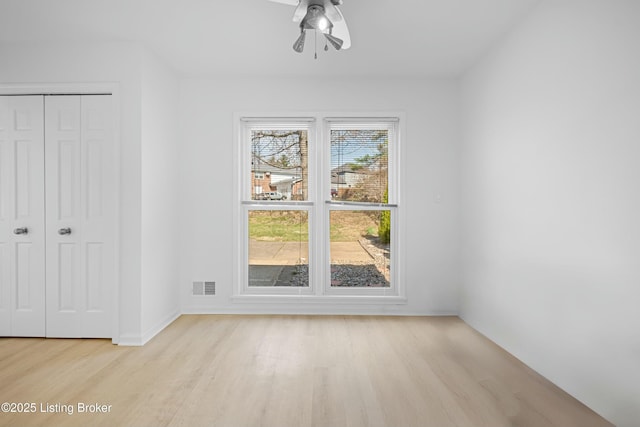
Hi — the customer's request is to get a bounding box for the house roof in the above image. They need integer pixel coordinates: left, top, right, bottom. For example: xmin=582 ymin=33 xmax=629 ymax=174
xmin=274 ymin=177 xmax=302 ymax=186
xmin=331 ymin=164 xmax=367 ymax=175
xmin=252 ymin=162 xmax=301 ymax=177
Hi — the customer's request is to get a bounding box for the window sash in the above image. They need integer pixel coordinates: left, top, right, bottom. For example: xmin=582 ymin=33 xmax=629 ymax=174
xmin=241 ymin=204 xmax=315 ymax=296
xmin=241 ymin=120 xmax=315 ymax=203
xmin=323 ymin=204 xmax=398 ymax=296
xmin=324 ymin=119 xmax=399 ymax=206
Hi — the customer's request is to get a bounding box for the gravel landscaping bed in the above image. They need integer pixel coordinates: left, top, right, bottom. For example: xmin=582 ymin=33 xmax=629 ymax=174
xmin=330 ymin=263 xmax=389 ymax=287
xmin=276 ymin=261 xmax=390 ymax=287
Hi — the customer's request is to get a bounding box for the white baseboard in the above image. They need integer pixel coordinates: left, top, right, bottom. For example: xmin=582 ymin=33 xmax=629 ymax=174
xmin=118 ymin=310 xmax=181 ymax=346
xmin=182 ymin=306 xmax=458 ymax=316
xmin=118 ymin=334 xmax=145 ymax=347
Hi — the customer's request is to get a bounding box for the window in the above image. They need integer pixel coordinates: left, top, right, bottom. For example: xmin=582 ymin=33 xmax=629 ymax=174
xmin=239 ymin=120 xmax=313 ymax=296
xmin=237 ymin=115 xmax=401 ymax=299
xmin=324 ymin=120 xmax=398 ymax=296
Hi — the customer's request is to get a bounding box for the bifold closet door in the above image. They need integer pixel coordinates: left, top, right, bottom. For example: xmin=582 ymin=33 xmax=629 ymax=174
xmin=45 ymin=95 xmax=115 ymax=338
xmin=0 ymin=96 xmax=46 ymax=337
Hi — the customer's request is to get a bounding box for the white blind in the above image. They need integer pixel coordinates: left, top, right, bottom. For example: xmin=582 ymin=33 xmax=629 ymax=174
xmin=250 ymin=128 xmax=309 ymax=201
xmin=330 ymin=128 xmax=389 ymax=204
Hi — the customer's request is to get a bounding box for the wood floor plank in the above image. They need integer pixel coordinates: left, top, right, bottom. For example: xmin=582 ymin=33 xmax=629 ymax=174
xmin=0 ymin=315 xmax=613 ymax=427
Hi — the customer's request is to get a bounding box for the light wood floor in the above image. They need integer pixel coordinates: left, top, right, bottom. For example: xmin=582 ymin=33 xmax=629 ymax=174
xmin=0 ymin=315 xmax=612 ymax=427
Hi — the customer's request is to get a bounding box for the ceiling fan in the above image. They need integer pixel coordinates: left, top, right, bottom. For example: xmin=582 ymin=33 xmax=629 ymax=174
xmin=268 ymin=0 xmax=351 ymax=56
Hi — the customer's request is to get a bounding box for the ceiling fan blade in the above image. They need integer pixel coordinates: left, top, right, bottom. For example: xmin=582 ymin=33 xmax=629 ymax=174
xmin=292 ymin=0 xmax=310 ymax=22
xmin=323 ymin=0 xmax=343 ymax=23
xmin=331 ymin=15 xmax=350 ymax=49
xmin=267 ymin=0 xmax=299 ymax=5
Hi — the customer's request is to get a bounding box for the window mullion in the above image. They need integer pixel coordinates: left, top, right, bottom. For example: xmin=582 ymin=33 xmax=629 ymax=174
xmin=314 ymin=118 xmax=325 ymax=296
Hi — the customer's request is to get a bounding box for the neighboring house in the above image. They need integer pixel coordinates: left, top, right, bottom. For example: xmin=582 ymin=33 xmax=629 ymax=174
xmin=251 ymin=170 xmax=272 ymax=196
xmin=273 ymin=177 xmax=304 ymax=200
xmin=251 ymin=161 xmax=302 ymax=199
xmin=331 ymin=164 xmax=367 ymax=192
xmin=291 ymin=179 xmax=304 ymax=199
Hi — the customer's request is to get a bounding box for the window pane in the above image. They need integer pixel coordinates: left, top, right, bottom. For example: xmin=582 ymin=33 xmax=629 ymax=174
xmin=329 ymin=210 xmax=391 ymax=288
xmin=330 ymin=130 xmax=388 ymax=202
xmin=248 ymin=210 xmax=309 ymax=287
xmin=251 ymin=130 xmax=308 ymax=201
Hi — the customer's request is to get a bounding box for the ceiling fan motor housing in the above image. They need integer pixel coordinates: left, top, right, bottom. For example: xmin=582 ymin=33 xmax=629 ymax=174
xmin=301 ymin=5 xmax=333 ymax=32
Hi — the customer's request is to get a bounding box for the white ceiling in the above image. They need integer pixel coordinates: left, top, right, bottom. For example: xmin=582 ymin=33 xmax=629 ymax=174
xmin=0 ymin=0 xmax=540 ymax=77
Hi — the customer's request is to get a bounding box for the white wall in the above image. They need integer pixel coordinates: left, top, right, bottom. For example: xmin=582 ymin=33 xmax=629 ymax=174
xmin=460 ymin=1 xmax=640 ymax=426
xmin=140 ymin=49 xmax=181 ymax=342
xmin=179 ymin=77 xmax=460 ymax=314
xmin=0 ymin=41 xmax=144 ymax=342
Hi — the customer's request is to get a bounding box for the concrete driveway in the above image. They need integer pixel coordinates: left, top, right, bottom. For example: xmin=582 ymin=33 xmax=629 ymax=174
xmin=248 ymin=240 xmax=372 ymax=265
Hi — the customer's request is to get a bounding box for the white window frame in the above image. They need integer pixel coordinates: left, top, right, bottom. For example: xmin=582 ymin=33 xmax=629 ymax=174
xmin=233 ymin=113 xmax=405 ymax=302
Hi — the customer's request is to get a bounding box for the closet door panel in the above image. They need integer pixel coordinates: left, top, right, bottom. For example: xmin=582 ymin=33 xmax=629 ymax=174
xmin=0 ymin=97 xmax=8 ymax=335
xmin=45 ymin=95 xmax=114 ymax=338
xmin=80 ymin=96 xmax=115 ymax=338
xmin=45 ymin=96 xmax=81 ymax=337
xmin=0 ymin=96 xmax=46 ymax=337
xmin=0 ymin=242 xmax=8 ymax=336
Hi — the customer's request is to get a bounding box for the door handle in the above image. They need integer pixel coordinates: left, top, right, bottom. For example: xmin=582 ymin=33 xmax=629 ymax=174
xmin=13 ymin=227 xmax=28 ymax=235
xmin=58 ymin=227 xmax=72 ymax=235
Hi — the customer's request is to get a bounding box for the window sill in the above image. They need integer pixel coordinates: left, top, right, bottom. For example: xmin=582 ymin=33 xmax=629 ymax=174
xmin=231 ymin=294 xmax=408 ymax=305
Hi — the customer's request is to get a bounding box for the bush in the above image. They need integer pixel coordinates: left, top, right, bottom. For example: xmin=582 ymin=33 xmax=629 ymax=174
xmin=378 ymin=189 xmax=391 ymax=244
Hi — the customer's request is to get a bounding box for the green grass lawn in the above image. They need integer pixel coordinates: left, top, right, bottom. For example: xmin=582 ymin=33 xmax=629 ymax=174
xmin=249 ymin=210 xmax=381 ymax=242
xmin=249 ymin=211 xmax=309 ymax=241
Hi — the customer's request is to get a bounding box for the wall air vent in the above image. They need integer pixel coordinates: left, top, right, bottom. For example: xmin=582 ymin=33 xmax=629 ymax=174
xmin=192 ymin=281 xmax=204 ymax=295
xmin=193 ymin=281 xmax=216 ymax=296
xmin=204 ymin=281 xmax=216 ymax=295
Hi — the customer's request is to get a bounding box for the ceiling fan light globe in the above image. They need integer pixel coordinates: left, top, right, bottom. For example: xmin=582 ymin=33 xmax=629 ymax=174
xmin=293 ymin=31 xmax=306 ymax=53
xmin=317 ymin=16 xmax=330 ymax=31
xmin=324 ymin=33 xmax=343 ymax=50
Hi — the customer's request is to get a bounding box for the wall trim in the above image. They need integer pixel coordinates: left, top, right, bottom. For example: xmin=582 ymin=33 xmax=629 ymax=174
xmin=140 ymin=310 xmax=181 ymax=346
xmin=182 ymin=307 xmax=458 ymax=316
xmin=119 ymin=310 xmax=181 ymax=346
xmin=0 ymin=82 xmax=119 ymax=95
xmin=117 ymin=334 xmax=144 ymax=347
xmin=230 ymin=295 xmax=408 ymax=304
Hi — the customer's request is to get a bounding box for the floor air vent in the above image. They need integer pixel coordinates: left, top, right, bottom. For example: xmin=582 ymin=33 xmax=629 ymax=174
xmin=193 ymin=281 xmax=216 ymax=296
